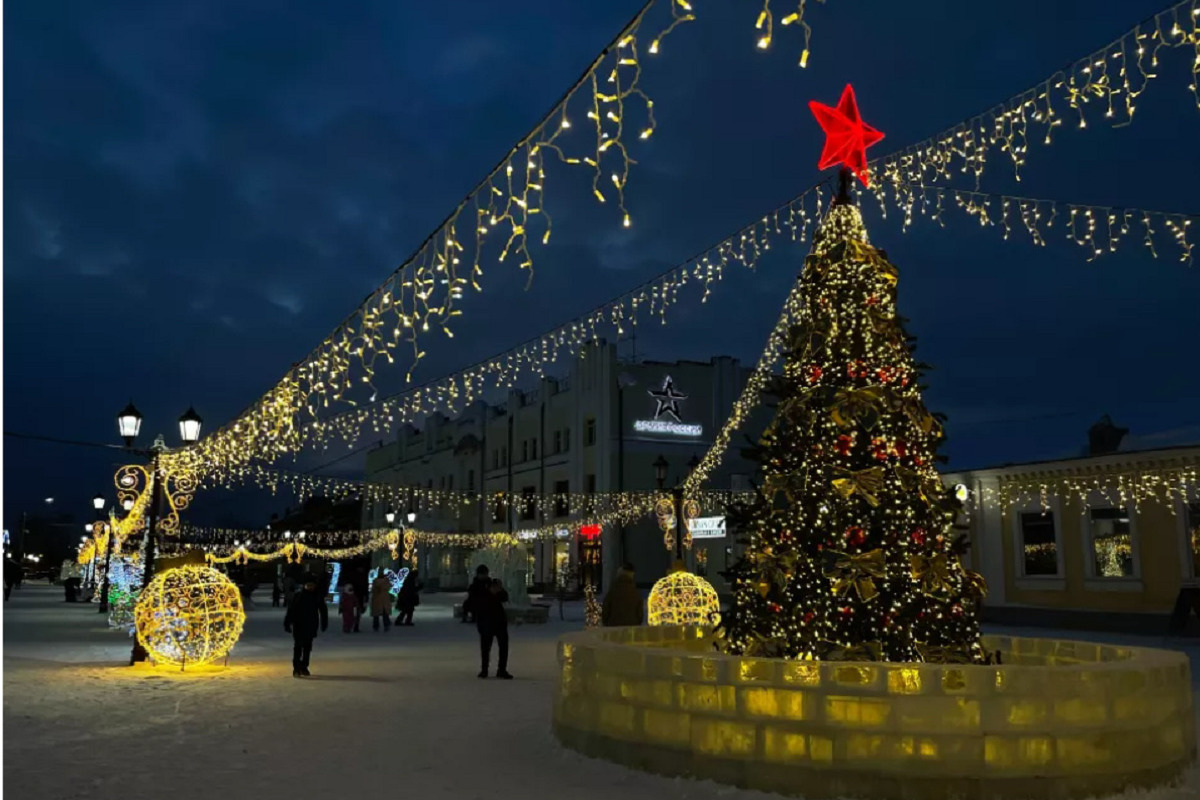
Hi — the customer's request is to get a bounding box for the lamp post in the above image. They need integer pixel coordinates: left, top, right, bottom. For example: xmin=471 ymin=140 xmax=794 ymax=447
xmin=93 ymin=493 xmax=114 ymax=613
xmin=121 ymin=401 xmax=203 ymax=664
xmin=653 ymin=455 xmax=700 ymax=564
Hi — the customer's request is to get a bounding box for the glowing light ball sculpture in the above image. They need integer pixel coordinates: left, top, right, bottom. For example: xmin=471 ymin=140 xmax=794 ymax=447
xmin=133 ymin=566 xmax=245 ymax=668
xmin=647 ymin=564 xmax=721 ymax=627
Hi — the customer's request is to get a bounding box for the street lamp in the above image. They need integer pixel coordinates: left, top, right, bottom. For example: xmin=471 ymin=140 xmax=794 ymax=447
xmin=406 ymin=507 xmax=417 ymax=525
xmin=93 ymin=494 xmax=105 ymax=512
xmin=385 ymin=509 xmax=396 ymax=526
xmin=653 ymin=454 xmax=687 ymax=563
xmin=118 ymin=400 xmax=203 ymax=664
xmin=117 ymin=402 xmax=143 ymax=448
xmin=178 ymin=407 xmax=203 ymax=444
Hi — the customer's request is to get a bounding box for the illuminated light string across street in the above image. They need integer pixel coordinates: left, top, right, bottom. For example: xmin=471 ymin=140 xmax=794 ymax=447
xmin=870 ymin=0 xmax=1200 ymax=190
xmin=864 ymin=181 xmax=1197 ymax=264
xmin=183 ymin=181 xmax=833 ymax=489
xmin=160 ymin=0 xmax=843 ymax=490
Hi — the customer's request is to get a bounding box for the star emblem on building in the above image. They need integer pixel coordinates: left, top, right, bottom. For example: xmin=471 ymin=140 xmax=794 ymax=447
xmin=649 ymin=376 xmax=687 ymax=422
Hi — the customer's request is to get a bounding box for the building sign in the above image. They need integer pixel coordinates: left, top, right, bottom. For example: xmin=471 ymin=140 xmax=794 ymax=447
xmin=633 ymin=375 xmax=703 ymax=438
xmin=579 ymin=524 xmax=602 ymax=540
xmin=689 ymin=516 xmax=726 ymax=539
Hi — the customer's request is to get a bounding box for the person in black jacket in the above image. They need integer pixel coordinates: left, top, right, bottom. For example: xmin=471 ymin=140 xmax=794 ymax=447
xmin=394 ymin=569 xmax=421 ymax=626
xmin=284 ymin=576 xmax=328 ymax=677
xmin=462 ymin=564 xmax=489 ymax=624
xmin=475 ymin=578 xmax=512 ymax=679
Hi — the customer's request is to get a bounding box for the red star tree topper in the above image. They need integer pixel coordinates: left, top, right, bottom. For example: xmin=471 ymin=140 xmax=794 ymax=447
xmin=808 ymin=84 xmax=884 ymax=187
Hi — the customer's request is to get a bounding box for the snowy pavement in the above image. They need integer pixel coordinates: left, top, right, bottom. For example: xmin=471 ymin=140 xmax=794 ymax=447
xmin=3 ymin=585 xmax=1199 ymax=800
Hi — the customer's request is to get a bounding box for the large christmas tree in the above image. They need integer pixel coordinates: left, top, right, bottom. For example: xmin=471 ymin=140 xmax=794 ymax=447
xmin=719 ymin=186 xmax=988 ymax=663
xmin=718 ymin=87 xmax=986 ymax=663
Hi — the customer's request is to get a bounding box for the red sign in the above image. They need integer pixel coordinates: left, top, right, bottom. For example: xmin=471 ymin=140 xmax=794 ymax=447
xmin=579 ymin=524 xmax=602 ymax=541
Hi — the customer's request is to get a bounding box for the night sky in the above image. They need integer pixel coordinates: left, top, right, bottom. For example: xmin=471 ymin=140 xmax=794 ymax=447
xmin=5 ymin=0 xmax=1199 ymax=534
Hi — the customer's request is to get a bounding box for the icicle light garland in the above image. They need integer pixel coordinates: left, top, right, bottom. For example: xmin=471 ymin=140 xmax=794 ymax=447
xmin=965 ymin=460 xmax=1200 ymax=514
xmin=871 ymin=0 xmax=1200 ymax=190
xmin=866 ymin=181 xmax=1197 ymax=264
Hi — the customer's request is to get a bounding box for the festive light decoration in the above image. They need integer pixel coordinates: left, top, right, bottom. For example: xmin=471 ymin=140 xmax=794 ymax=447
xmin=871 ymin=0 xmax=1200 ymax=190
xmin=867 ymin=181 xmax=1196 ymax=265
xmin=368 ymin=566 xmax=409 ymax=596
xmin=718 ymin=188 xmax=987 ymax=663
xmin=159 ymin=0 xmax=759 ymax=488
xmin=971 ymin=458 xmax=1200 ymax=513
xmin=647 ymin=564 xmax=721 ymax=627
xmin=584 ymin=581 xmax=602 ymax=628
xmin=749 ymin=0 xmax=823 ymax=66
xmin=107 ymin=556 xmax=144 ymax=631
xmin=809 ymin=84 xmax=885 ymax=187
xmin=133 ymin=566 xmax=246 ymax=668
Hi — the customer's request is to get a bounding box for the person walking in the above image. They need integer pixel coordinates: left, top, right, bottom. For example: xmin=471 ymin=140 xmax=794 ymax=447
xmin=272 ymin=575 xmax=283 ymax=608
xmin=282 ymin=574 xmax=296 ymax=607
xmin=370 ymin=570 xmax=392 ymax=631
xmin=284 ymin=576 xmax=328 ymax=677
xmin=474 ymin=578 xmax=512 ymax=679
xmin=601 ymin=562 xmax=643 ymax=626
xmin=395 ymin=569 xmax=421 ymax=626
xmin=352 ymin=567 xmax=368 ymax=632
xmin=338 ymin=584 xmax=360 ymax=633
xmin=462 ymin=564 xmax=489 ymax=624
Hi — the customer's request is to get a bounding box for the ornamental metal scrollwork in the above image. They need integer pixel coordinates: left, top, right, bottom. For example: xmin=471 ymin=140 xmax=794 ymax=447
xmin=158 ymin=463 xmax=198 ymax=536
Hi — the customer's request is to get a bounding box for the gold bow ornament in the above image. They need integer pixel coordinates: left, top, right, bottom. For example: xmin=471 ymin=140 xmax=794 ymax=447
xmin=916 ymin=643 xmax=974 ymax=665
xmin=830 ymin=386 xmax=885 ymax=430
xmin=818 ymin=640 xmax=884 ymax=662
xmin=910 ymin=552 xmax=952 ymax=595
xmin=832 ymin=467 xmax=886 ymax=507
xmin=823 ymin=549 xmax=886 ymax=601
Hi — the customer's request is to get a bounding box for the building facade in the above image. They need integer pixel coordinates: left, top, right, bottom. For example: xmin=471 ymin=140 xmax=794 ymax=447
xmin=946 ymin=445 xmax=1200 ymax=629
xmin=363 ymin=341 xmax=765 ymax=594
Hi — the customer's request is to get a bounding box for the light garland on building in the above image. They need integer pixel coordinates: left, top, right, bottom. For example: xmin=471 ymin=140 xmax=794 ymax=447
xmin=974 ymin=459 xmax=1200 ymax=513
xmin=133 ymin=566 xmax=246 ymax=669
xmin=871 ymin=0 xmax=1200 ymax=191
xmin=869 ymin=182 xmax=1196 ymax=265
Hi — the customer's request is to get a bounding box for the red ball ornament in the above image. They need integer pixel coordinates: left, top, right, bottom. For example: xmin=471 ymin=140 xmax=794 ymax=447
xmin=835 ymin=434 xmax=855 ymax=457
xmin=847 ymin=360 xmax=868 ymax=379
xmin=890 ymin=439 xmax=908 ymax=459
xmin=845 ymin=526 xmax=866 ymax=548
xmin=911 ymin=528 xmax=927 ymax=546
xmin=803 ymin=611 xmax=815 ymax=624
xmin=805 ymin=364 xmax=823 ymax=384
xmin=871 ymin=437 xmax=889 ymax=461
xmin=768 ymin=602 xmax=783 ymax=614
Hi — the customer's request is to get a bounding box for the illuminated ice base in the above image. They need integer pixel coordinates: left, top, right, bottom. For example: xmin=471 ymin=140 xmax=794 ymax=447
xmin=553 ymin=626 xmax=1195 ymax=800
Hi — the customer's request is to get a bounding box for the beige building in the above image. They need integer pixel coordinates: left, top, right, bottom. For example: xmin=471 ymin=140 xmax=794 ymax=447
xmin=363 ymin=341 xmax=765 ymax=594
xmin=946 ymin=444 xmax=1200 ymax=629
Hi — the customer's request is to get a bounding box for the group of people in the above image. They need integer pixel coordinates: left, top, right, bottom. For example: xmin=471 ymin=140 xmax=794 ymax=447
xmin=341 ymin=568 xmax=421 ymax=633
xmin=282 ymin=563 xmax=512 ymax=679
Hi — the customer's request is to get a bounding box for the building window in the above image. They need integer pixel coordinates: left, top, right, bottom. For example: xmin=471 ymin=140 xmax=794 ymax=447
xmin=586 ymin=474 xmax=596 ymax=494
xmin=1018 ymin=512 xmax=1059 ymax=576
xmin=553 ymin=431 xmax=562 ymax=454
xmin=564 ymin=428 xmax=571 ymax=451
xmin=531 ymin=438 xmax=538 ymax=459
xmin=1088 ymin=507 xmax=1136 ymax=578
xmin=521 ymin=487 xmax=537 ymax=521
xmin=585 ymin=417 xmax=596 ymax=446
xmin=522 ymin=441 xmax=529 ymax=463
xmin=492 ymin=499 xmax=507 ymax=523
xmin=468 ymin=470 xmax=475 ymax=492
xmin=554 ymin=480 xmax=569 ymax=517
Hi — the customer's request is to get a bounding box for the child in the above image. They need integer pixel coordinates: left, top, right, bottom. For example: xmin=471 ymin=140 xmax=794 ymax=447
xmin=339 ymin=584 xmax=358 ymax=633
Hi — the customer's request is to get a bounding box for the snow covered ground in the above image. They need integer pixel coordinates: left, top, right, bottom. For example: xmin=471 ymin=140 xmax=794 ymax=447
xmin=3 ymin=584 xmax=1198 ymax=800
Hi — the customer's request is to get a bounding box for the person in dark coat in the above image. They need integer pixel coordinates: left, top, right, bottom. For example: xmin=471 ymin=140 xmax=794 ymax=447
xmin=462 ymin=564 xmax=489 ymax=624
xmin=284 ymin=576 xmax=328 ymax=677
xmin=352 ymin=567 xmax=368 ymax=632
xmin=4 ymin=557 xmax=18 ymax=601
xmin=271 ymin=576 xmax=283 ymax=608
xmin=394 ymin=569 xmax=421 ymax=626
xmin=601 ymin=562 xmax=643 ymax=626
xmin=474 ymin=578 xmax=512 ymax=679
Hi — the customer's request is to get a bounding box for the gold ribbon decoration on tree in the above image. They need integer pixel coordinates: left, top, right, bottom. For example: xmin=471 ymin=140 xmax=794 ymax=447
xmin=962 ymin=569 xmax=988 ymax=599
xmin=832 ymin=467 xmax=886 ymax=506
xmin=830 ymin=386 xmax=885 ymax=430
xmin=916 ymin=643 xmax=974 ymax=664
xmin=895 ymin=466 xmax=945 ymax=506
xmin=910 ymin=552 xmax=953 ymax=595
xmin=823 ymin=548 xmax=886 ymax=601
xmin=819 ymin=640 xmax=884 ymax=662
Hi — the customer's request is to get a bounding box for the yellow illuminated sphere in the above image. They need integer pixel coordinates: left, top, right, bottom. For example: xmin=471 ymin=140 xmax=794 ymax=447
xmin=133 ymin=566 xmax=245 ymax=668
xmin=648 ymin=570 xmax=721 ymax=627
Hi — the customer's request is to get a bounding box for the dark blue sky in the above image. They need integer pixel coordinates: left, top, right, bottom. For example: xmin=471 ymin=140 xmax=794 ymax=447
xmin=5 ymin=0 xmax=1199 ymax=531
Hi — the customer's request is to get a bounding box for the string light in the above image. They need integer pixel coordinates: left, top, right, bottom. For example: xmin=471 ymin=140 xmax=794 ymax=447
xmin=871 ymin=0 xmax=1200 ymax=190
xmin=869 ymin=182 xmax=1196 ymax=265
